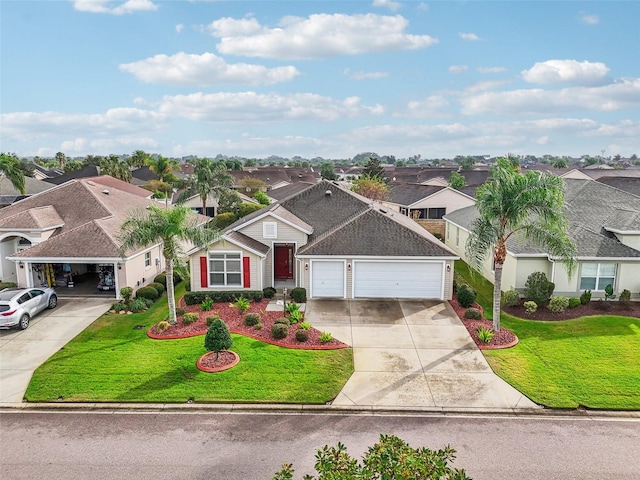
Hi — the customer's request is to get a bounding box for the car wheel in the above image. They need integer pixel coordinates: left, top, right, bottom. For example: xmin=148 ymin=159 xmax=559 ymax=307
xmin=18 ymin=314 xmax=30 ymax=330
xmin=48 ymin=295 xmax=58 ymax=309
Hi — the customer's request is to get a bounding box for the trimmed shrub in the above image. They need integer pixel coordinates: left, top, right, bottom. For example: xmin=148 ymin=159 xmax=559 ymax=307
xmin=111 ymin=302 xmax=127 ymax=312
xmin=548 ymin=296 xmax=569 ymax=313
xmin=290 ymin=287 xmax=307 ymax=303
xmin=239 ymin=202 xmax=263 ymax=217
xmin=182 ymin=312 xmax=199 ymax=325
xmin=206 ymin=314 xmax=220 ymax=326
xmin=568 ymin=297 xmax=581 ymax=308
xmin=463 ymin=307 xmax=482 ymax=320
xmin=619 ymin=289 xmax=631 ymax=303
xmin=175 ymin=307 xmax=185 ymax=316
xmin=213 ymin=212 xmax=238 ymax=229
xmin=453 ymin=272 xmax=465 ymax=293
xmin=524 ymin=301 xmax=538 ymax=314
xmin=129 ymin=298 xmax=147 ymax=313
xmin=156 ymin=321 xmax=170 ymax=331
xmin=298 ymin=321 xmax=311 ymax=331
xmin=319 ymin=332 xmax=333 ymax=343
xmin=274 ymin=317 xmax=290 ymax=326
xmin=136 ymin=286 xmax=159 ymax=301
xmin=580 ymin=289 xmax=592 ymax=305
xmin=148 ymin=282 xmax=165 ymax=295
xmin=503 ymin=289 xmax=520 ymax=307
xmin=120 ymin=287 xmax=134 ymax=304
xmin=204 ymin=319 xmax=233 ymax=359
xmin=254 ymin=323 xmax=263 ymax=330
xmin=244 ymin=313 xmax=261 ymax=326
xmin=456 ymin=284 xmax=476 ymax=308
xmin=262 ymin=287 xmax=277 ymax=299
xmin=524 ymin=272 xmax=554 ymax=306
xmin=271 ymin=323 xmax=289 ymax=340
xmin=476 ymin=326 xmax=495 ymax=343
xmin=184 ymin=290 xmax=263 ymax=305
xmin=295 ymin=330 xmax=309 ymax=342
xmin=153 ymin=272 xmax=181 ymax=288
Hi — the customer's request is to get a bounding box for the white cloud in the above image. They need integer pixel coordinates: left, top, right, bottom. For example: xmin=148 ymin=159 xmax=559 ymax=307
xmin=344 ymin=69 xmax=389 ymax=80
xmin=448 ymin=65 xmax=468 ymax=74
xmin=119 ymin=52 xmax=300 ymax=86
xmin=403 ymin=95 xmax=450 ymax=117
xmin=72 ymin=0 xmax=159 ymax=15
xmin=175 ymin=24 xmax=184 ymax=33
xmin=459 ymin=32 xmax=481 ymax=41
xmin=522 ymin=59 xmax=610 ymax=86
xmin=209 ymin=13 xmax=437 ymax=59
xmin=173 ymin=135 xmax=323 ymax=158
xmin=372 ymin=0 xmax=402 ymax=11
xmin=157 ymin=92 xmax=385 ymax=122
xmin=477 ymin=66 xmax=507 ymax=74
xmin=460 ymin=78 xmax=640 ymax=115
xmin=417 ymin=2 xmax=429 ymax=11
xmin=579 ymin=12 xmax=600 ymax=25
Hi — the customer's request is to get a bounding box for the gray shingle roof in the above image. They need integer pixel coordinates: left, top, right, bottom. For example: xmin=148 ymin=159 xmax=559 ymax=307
xmin=267 ymin=182 xmax=315 ymax=201
xmin=224 ymin=231 xmax=270 ymax=256
xmin=388 ymin=183 xmax=444 ymax=206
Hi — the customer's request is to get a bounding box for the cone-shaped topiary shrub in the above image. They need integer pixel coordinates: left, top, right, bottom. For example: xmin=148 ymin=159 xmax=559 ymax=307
xmin=204 ymin=319 xmax=232 ymax=360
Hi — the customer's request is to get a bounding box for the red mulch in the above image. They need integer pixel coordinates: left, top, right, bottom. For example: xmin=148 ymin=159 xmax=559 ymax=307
xmin=197 ymin=350 xmax=239 ymax=373
xmin=147 ymin=298 xmax=348 ymax=350
xmin=449 ymin=298 xmax=519 ymax=350
xmin=503 ymin=299 xmax=640 ymax=320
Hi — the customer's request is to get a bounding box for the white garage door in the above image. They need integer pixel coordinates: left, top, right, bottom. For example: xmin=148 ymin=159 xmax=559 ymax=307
xmin=311 ymin=261 xmax=345 ymax=298
xmin=354 ymin=261 xmax=443 ymax=299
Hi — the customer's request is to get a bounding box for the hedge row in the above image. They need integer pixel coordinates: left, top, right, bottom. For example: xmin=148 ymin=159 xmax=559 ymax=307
xmin=183 ymin=290 xmax=263 ymax=305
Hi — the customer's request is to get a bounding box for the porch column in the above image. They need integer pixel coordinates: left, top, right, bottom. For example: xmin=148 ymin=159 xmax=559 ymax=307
xmin=114 ymin=262 xmax=120 ymax=300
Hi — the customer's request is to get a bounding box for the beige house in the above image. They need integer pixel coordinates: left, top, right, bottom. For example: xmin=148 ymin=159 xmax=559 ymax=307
xmin=188 ymin=181 xmax=458 ymax=300
xmin=1 ymin=176 xmax=173 ymax=299
xmin=444 ymin=178 xmax=640 ymax=300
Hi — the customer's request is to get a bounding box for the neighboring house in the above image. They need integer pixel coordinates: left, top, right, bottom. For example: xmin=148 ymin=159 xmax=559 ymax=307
xmin=0 ymin=176 xmax=54 ymax=208
xmin=266 ymin=182 xmax=315 ymax=202
xmin=382 ymin=183 xmax=476 ymax=238
xmin=43 ymin=165 xmax=101 ymax=185
xmin=444 ymin=178 xmax=640 ymax=300
xmin=596 ymin=177 xmax=640 ymax=197
xmin=0 ymin=176 xmax=189 ymax=298
xmin=188 ymin=181 xmax=458 ymax=300
xmin=229 ymin=167 xmax=320 ymax=191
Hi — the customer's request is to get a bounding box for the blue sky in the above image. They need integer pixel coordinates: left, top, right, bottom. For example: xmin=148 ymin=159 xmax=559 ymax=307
xmin=1 ymin=0 xmax=638 ymax=159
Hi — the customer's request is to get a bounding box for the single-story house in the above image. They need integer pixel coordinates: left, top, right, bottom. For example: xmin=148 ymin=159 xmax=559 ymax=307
xmin=0 ymin=176 xmax=204 ymax=299
xmin=444 ymin=178 xmax=640 ymax=300
xmin=188 ymin=180 xmax=459 ymax=300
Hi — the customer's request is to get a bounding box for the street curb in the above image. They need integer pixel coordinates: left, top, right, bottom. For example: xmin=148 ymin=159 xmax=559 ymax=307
xmin=1 ymin=402 xmax=639 ymax=419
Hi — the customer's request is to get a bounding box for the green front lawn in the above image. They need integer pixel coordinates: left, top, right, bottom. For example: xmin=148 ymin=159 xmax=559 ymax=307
xmin=25 ymin=285 xmax=353 ymax=404
xmin=455 ymin=260 xmax=640 ymax=410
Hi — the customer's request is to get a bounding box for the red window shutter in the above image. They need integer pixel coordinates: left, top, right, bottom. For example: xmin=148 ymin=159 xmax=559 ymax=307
xmin=200 ymin=257 xmax=208 ymax=288
xmin=243 ymin=257 xmax=250 ymax=288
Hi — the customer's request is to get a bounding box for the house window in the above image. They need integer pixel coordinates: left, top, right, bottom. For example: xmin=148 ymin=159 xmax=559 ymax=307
xmin=580 ymin=263 xmax=616 ymax=291
xmin=145 ymin=252 xmax=151 ymax=268
xmin=263 ymin=222 xmax=277 ymax=239
xmin=408 ymin=208 xmax=446 ymax=219
xmin=209 ymin=252 xmax=242 ymax=286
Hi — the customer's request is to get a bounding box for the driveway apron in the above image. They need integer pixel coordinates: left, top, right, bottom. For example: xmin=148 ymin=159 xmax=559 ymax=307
xmin=305 ymin=299 xmax=538 ymax=409
xmin=0 ymin=298 xmax=112 ymax=404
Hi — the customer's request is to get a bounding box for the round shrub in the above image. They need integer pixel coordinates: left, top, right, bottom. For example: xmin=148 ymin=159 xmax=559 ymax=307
xmin=503 ymin=289 xmax=520 ymax=307
xmin=295 ymin=329 xmax=309 ymax=342
xmin=524 ymin=301 xmax=538 ymax=314
xmin=182 ymin=312 xmax=199 ymax=325
xmin=548 ymin=296 xmax=569 ymax=313
xmin=129 ymin=298 xmax=147 ymax=313
xmin=154 ymin=273 xmax=167 ymax=287
xmin=204 ymin=319 xmax=233 ymax=357
xmin=156 ymin=321 xmax=170 ymax=331
xmin=271 ymin=323 xmax=289 ymax=340
xmin=175 ymin=307 xmax=185 ymax=316
xmin=568 ymin=297 xmax=581 ymax=309
xmin=456 ymin=284 xmax=476 ymax=308
xmin=148 ymin=282 xmax=165 ymax=295
xmin=262 ymin=287 xmax=277 ymax=299
xmin=463 ymin=307 xmax=482 ymax=320
xmin=274 ymin=317 xmax=290 ymax=326
xmin=290 ymin=287 xmax=307 ymax=303
xmin=206 ymin=315 xmax=220 ymax=326
xmin=580 ymin=289 xmax=592 ymax=305
xmin=244 ymin=313 xmax=261 ymax=326
xmin=136 ymin=286 xmax=159 ymax=301
xmin=524 ymin=272 xmax=554 ymax=306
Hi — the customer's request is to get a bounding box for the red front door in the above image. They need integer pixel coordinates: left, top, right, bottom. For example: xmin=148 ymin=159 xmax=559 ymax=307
xmin=274 ymin=245 xmax=294 ymax=279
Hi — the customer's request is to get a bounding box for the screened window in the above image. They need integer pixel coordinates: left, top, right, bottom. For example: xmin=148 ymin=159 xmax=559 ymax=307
xmin=209 ymin=252 xmax=242 ymax=286
xmin=145 ymin=252 xmax=151 ymax=268
xmin=263 ymin=222 xmax=277 ymax=239
xmin=408 ymin=208 xmax=446 ymax=219
xmin=579 ymin=263 xmax=616 ymax=291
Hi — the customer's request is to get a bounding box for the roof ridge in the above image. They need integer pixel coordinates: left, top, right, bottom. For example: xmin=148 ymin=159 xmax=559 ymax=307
xmin=304 ymin=206 xmax=370 ymax=247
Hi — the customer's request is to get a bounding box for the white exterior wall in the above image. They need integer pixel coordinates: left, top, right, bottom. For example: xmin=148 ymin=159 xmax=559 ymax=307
xmin=190 ymin=243 xmax=261 ymax=292
xmin=410 ymin=189 xmax=475 ymax=214
xmin=513 ymin=257 xmax=553 ymax=290
xmin=182 ymin=194 xmax=219 ymax=214
xmin=614 ymin=233 xmax=640 ymax=251
xmin=123 ymin=244 xmax=165 ymax=293
xmin=617 ymin=263 xmax=640 ymax=300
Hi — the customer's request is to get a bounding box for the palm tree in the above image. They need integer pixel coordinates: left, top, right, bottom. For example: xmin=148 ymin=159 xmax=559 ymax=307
xmin=465 ymin=158 xmax=576 ymax=331
xmin=100 ymin=155 xmax=132 ymax=182
xmin=177 ymin=158 xmax=233 ymax=216
xmin=0 ymin=152 xmax=26 ymax=194
xmin=118 ymin=205 xmax=218 ymax=324
xmin=55 ymin=152 xmax=67 ymax=170
xmin=128 ymin=150 xmax=150 ymax=168
xmin=149 ymin=156 xmax=180 ymax=207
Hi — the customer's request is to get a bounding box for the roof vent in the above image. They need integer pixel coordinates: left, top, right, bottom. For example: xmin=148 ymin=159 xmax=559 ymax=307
xmin=102 ymin=189 xmax=109 ymax=195
xmin=325 ymin=190 xmax=332 ymax=196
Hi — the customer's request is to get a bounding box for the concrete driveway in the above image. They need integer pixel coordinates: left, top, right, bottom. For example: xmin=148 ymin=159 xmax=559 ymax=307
xmin=0 ymin=298 xmax=112 ymax=404
xmin=305 ymin=299 xmax=538 ymax=410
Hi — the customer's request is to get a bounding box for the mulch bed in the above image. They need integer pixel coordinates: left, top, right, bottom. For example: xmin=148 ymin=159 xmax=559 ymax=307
xmin=147 ymin=298 xmax=348 ymax=350
xmin=449 ymin=298 xmax=519 ymax=350
xmin=197 ymin=350 xmax=240 ymax=373
xmin=503 ymin=299 xmax=640 ymax=321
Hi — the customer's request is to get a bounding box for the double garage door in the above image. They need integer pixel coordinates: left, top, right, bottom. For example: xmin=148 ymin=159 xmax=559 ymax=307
xmin=311 ymin=260 xmax=443 ymax=299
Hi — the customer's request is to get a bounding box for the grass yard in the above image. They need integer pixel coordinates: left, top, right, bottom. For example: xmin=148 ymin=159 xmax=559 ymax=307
xmin=25 ymin=285 xmax=354 ymax=404
xmin=455 ymin=260 xmax=640 ymax=410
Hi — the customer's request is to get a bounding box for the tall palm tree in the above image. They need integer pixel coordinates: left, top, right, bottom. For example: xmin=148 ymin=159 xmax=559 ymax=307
xmin=55 ymin=151 xmax=67 ymax=170
xmin=0 ymin=152 xmax=26 ymax=194
xmin=148 ymin=156 xmax=180 ymax=207
xmin=128 ymin=150 xmax=151 ymax=168
xmin=100 ymin=155 xmax=132 ymax=182
xmin=118 ymin=205 xmax=218 ymax=324
xmin=177 ymin=158 xmax=233 ymax=216
xmin=465 ymin=158 xmax=576 ymax=331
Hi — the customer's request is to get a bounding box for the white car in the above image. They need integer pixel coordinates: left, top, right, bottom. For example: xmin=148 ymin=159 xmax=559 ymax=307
xmin=0 ymin=287 xmax=58 ymax=330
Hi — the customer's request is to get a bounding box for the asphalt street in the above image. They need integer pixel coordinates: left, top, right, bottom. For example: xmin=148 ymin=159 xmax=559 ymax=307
xmin=1 ymin=410 xmax=638 ymax=480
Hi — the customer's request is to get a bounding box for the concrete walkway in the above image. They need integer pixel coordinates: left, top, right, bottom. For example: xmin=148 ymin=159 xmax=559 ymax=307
xmin=0 ymin=298 xmax=112 ymax=403
xmin=304 ymin=299 xmax=538 ymax=410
